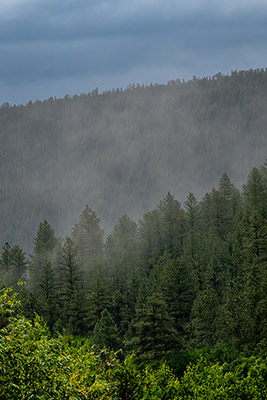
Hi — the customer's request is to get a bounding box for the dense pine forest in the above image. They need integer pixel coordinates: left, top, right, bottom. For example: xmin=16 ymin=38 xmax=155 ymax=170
xmin=0 ymin=159 xmax=267 ymax=398
xmin=1 ymin=69 xmax=267 ymax=251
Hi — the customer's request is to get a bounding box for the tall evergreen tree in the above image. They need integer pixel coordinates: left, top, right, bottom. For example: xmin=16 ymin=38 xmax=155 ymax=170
xmin=10 ymin=245 xmax=28 ymax=284
xmin=0 ymin=242 xmax=12 ymax=273
xmin=38 ymin=261 xmax=58 ymax=332
xmin=58 ymin=236 xmax=87 ymax=335
xmin=93 ymin=309 xmax=120 ymax=350
xmin=129 ymin=293 xmax=179 ymax=359
xmin=138 ymin=209 xmax=162 ymax=277
xmin=72 ymin=205 xmax=104 ymax=275
xmin=184 ymin=193 xmax=200 ymax=260
xmin=87 ymin=268 xmax=110 ymax=330
xmin=191 ymin=284 xmax=220 ymax=348
xmin=0 ymin=243 xmax=12 ymax=287
xmin=105 ymin=214 xmax=138 ymax=291
xmin=158 ymin=192 xmax=186 ymax=258
xmin=158 ymin=257 xmax=196 ymax=338
xmin=29 ymin=220 xmax=57 ymax=295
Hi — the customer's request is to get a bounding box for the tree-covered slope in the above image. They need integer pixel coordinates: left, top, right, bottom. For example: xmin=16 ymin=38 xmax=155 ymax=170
xmin=1 ymin=69 xmax=267 ymax=250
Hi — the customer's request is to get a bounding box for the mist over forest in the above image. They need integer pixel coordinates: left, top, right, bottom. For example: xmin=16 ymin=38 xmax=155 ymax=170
xmin=1 ymin=68 xmax=267 ymax=251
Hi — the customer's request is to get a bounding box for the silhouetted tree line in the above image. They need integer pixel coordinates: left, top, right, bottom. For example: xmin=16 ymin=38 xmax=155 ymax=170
xmin=1 ymin=161 xmax=266 ymax=360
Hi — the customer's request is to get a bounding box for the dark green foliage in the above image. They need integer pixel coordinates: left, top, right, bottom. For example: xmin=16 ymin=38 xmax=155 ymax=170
xmin=0 ymin=242 xmax=12 ymax=274
xmin=158 ymin=192 xmax=186 ymax=258
xmin=93 ymin=309 xmax=120 ymax=350
xmin=10 ymin=245 xmax=28 ymax=283
xmin=151 ymin=254 xmax=196 ymax=340
xmin=1 ymin=160 xmax=267 ymax=377
xmin=29 ymin=220 xmax=58 ymax=295
xmin=138 ymin=209 xmax=162 ymax=277
xmin=0 ymin=243 xmax=27 ymax=287
xmin=111 ymin=289 xmax=128 ymax=337
xmin=87 ymin=268 xmax=111 ymax=330
xmin=58 ymin=237 xmax=87 ymax=335
xmin=191 ymin=285 xmax=220 ymax=347
xmin=1 ymin=158 xmax=267 ymax=396
xmin=130 ymin=293 xmax=179 ymax=359
xmin=18 ymin=285 xmax=40 ymax=323
xmin=38 ymin=261 xmax=58 ymax=332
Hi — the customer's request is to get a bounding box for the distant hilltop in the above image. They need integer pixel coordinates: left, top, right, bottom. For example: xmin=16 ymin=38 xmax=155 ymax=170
xmin=1 ymin=68 xmax=267 ymax=251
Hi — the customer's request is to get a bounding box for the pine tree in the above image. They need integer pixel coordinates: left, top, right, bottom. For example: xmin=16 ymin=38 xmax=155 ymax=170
xmin=105 ymin=214 xmax=138 ymax=291
xmin=138 ymin=209 xmax=162 ymax=277
xmin=93 ymin=309 xmax=120 ymax=350
xmin=10 ymin=245 xmax=28 ymax=284
xmin=0 ymin=243 xmax=12 ymax=287
xmin=158 ymin=192 xmax=186 ymax=258
xmin=184 ymin=193 xmax=200 ymax=260
xmin=72 ymin=205 xmax=104 ymax=277
xmin=218 ymin=172 xmax=234 ymax=200
xmin=111 ymin=289 xmax=128 ymax=338
xmin=38 ymin=261 xmax=58 ymax=332
xmin=130 ymin=293 xmax=179 ymax=359
xmin=87 ymin=267 xmax=110 ymax=330
xmin=58 ymin=236 xmax=87 ymax=335
xmin=158 ymin=258 xmax=196 ymax=338
xmin=243 ymin=167 xmax=267 ymax=217
xmin=191 ymin=284 xmax=219 ymax=348
xmin=219 ymin=280 xmax=248 ymax=349
xmin=0 ymin=242 xmax=12 ymax=273
xmin=29 ymin=220 xmax=58 ymax=295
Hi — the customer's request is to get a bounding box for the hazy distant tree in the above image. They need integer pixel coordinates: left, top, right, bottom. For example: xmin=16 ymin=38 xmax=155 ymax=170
xmin=72 ymin=205 xmax=104 ymax=279
xmin=218 ymin=172 xmax=234 ymax=200
xmin=29 ymin=220 xmax=58 ymax=295
xmin=138 ymin=209 xmax=162 ymax=277
xmin=199 ymin=193 xmax=212 ymax=232
xmin=106 ymin=214 xmax=137 ymax=263
xmin=243 ymin=167 xmax=267 ymax=217
xmin=184 ymin=193 xmax=200 ymax=259
xmin=184 ymin=193 xmax=199 ymax=229
xmin=158 ymin=192 xmax=186 ymax=258
xmin=0 ymin=243 xmax=27 ymax=287
xmin=9 ymin=245 xmax=28 ymax=286
xmin=105 ymin=214 xmax=138 ymax=291
xmin=0 ymin=242 xmax=12 ymax=273
xmin=0 ymin=243 xmax=12 ymax=287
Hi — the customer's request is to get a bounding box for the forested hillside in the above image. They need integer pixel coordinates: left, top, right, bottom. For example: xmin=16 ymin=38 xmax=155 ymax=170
xmin=1 ymin=162 xmax=267 ymax=352
xmin=0 ymin=161 xmax=266 ymax=398
xmin=1 ymin=69 xmax=267 ymax=251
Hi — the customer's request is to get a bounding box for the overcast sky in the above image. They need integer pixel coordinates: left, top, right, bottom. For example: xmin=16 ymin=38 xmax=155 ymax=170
xmin=1 ymin=0 xmax=267 ymax=105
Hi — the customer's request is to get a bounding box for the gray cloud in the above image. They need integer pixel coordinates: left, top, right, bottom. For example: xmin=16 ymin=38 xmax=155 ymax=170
xmin=1 ymin=0 xmax=267 ymax=104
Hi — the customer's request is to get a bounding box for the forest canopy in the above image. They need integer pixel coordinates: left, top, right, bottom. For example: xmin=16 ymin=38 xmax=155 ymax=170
xmin=0 ymin=160 xmax=267 ymax=398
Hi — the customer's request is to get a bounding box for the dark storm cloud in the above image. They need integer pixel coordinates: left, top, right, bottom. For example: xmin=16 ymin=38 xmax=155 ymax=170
xmin=1 ymin=0 xmax=267 ymax=103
